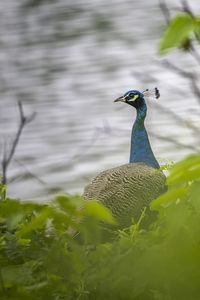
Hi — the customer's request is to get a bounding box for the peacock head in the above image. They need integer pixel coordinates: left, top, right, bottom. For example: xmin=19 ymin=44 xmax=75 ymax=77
xmin=114 ymin=88 xmax=159 ymax=109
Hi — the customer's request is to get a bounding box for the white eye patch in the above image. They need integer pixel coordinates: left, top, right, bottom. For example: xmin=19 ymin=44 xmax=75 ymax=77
xmin=129 ymin=94 xmax=139 ymax=102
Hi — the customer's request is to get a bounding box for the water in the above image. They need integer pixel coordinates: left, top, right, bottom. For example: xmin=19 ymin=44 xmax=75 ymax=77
xmin=0 ymin=0 xmax=200 ymax=201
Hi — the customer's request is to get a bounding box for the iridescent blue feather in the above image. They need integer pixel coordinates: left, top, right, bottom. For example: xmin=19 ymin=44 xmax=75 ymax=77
xmin=129 ymin=99 xmax=160 ymax=169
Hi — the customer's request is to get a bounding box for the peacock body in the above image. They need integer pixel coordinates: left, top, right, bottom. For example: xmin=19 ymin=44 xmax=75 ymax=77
xmin=83 ymin=89 xmax=166 ymax=227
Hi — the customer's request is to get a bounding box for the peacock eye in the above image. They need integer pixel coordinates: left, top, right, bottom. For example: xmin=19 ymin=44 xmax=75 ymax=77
xmin=129 ymin=93 xmax=135 ymax=98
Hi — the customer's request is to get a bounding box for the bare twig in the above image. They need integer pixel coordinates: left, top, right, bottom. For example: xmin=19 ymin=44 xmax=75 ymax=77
xmin=180 ymin=0 xmax=200 ymax=65
xmin=2 ymin=101 xmax=36 ymax=186
xmin=9 ymin=159 xmax=46 ymax=186
xmin=162 ymin=60 xmax=190 ymax=77
xmin=162 ymin=60 xmax=200 ymax=103
xmin=159 ymin=0 xmax=171 ymax=25
xmin=150 ymin=131 xmax=199 ymax=152
xmin=181 ymin=0 xmax=194 ymax=16
xmin=154 ymin=101 xmax=200 ymax=136
xmin=189 ymin=45 xmax=200 ymax=66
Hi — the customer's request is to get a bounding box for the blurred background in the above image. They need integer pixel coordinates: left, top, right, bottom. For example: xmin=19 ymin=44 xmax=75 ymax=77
xmin=0 ymin=0 xmax=200 ymax=201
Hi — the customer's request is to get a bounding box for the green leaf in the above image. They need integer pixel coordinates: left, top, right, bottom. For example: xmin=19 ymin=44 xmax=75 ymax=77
xmin=168 ymin=153 xmax=200 ymax=184
xmin=159 ymin=13 xmax=195 ymax=54
xmin=7 ymin=212 xmax=25 ymax=230
xmin=54 ymin=194 xmax=77 ymax=212
xmin=2 ymin=265 xmax=33 ymax=285
xmin=194 ymin=19 xmax=200 ymax=42
xmin=51 ymin=210 xmax=71 ymax=231
xmin=189 ymin=181 xmax=200 ymax=212
xmin=151 ymin=186 xmax=188 ymax=210
xmin=173 ymin=166 xmax=200 ymax=183
xmin=84 ymin=201 xmax=117 ymax=225
xmin=16 ymin=208 xmax=51 ymax=238
xmin=0 ymin=182 xmax=6 ymax=200
xmin=17 ymin=238 xmax=31 ymax=246
xmin=0 ymin=198 xmax=45 ymax=218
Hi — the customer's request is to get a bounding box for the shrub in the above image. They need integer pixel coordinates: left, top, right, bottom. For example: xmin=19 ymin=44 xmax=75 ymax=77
xmin=0 ymin=153 xmax=200 ymax=299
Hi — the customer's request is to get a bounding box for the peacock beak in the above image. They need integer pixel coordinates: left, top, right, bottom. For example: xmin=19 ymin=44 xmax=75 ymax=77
xmin=114 ymin=96 xmax=126 ymax=103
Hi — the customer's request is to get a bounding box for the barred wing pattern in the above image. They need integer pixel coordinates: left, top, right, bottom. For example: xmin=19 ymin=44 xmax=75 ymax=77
xmin=83 ymin=163 xmax=166 ymax=227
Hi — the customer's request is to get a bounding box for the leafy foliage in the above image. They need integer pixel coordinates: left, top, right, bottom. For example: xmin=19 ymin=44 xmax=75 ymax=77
xmin=159 ymin=13 xmax=200 ymax=54
xmin=0 ymin=153 xmax=200 ymax=299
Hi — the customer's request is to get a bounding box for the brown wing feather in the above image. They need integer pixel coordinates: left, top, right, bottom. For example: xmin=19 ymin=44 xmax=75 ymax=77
xmin=83 ymin=163 xmax=166 ymax=227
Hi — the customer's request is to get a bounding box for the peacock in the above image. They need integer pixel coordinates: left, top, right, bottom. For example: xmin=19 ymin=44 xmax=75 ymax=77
xmin=83 ymin=88 xmax=166 ymax=227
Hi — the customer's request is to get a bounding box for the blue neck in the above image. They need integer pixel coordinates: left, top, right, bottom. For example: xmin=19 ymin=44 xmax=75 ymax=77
xmin=129 ymin=103 xmax=160 ymax=169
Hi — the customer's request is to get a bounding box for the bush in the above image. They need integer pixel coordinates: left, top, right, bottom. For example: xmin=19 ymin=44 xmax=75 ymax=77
xmin=0 ymin=153 xmax=200 ymax=299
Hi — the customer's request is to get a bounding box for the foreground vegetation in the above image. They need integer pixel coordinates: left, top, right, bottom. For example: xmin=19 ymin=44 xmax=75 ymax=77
xmin=0 ymin=152 xmax=200 ymax=299
xmin=1 ymin=4 xmax=200 ymax=300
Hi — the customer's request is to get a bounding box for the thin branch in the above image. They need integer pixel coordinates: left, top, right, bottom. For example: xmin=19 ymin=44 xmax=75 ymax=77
xmin=159 ymin=0 xmax=171 ymax=25
xmin=154 ymin=102 xmax=200 ymax=136
xmin=189 ymin=45 xmax=200 ymax=66
xmin=150 ymin=131 xmax=199 ymax=152
xmin=162 ymin=60 xmax=200 ymax=103
xmin=181 ymin=0 xmax=194 ymax=16
xmin=162 ymin=60 xmax=190 ymax=76
xmin=9 ymin=159 xmax=46 ymax=186
xmin=2 ymin=101 xmax=36 ymax=186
